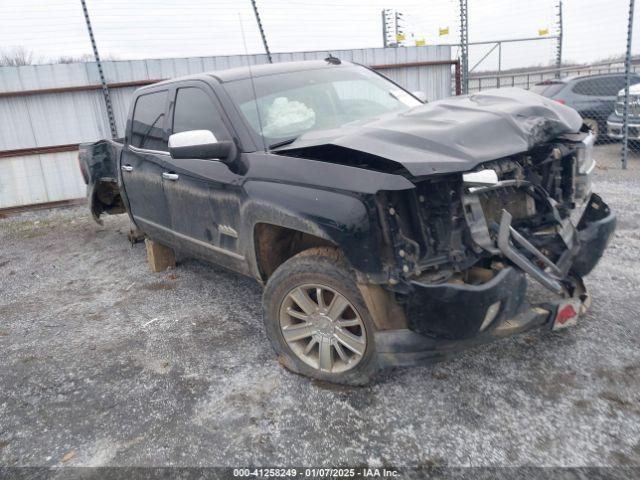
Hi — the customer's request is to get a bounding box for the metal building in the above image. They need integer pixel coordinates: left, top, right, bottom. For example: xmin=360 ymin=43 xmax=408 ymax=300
xmin=0 ymin=45 xmax=454 ymax=210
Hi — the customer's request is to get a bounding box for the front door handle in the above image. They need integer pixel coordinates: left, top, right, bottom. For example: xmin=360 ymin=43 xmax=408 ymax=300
xmin=162 ymin=172 xmax=179 ymax=181
xmin=121 ymin=164 xmax=133 ymax=172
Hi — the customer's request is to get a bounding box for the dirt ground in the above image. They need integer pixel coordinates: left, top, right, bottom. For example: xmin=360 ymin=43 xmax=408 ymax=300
xmin=1 ymin=144 xmax=640 ymax=469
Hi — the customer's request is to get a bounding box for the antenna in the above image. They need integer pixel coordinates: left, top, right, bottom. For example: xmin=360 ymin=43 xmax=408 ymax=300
xmin=238 ymin=13 xmax=268 ymax=152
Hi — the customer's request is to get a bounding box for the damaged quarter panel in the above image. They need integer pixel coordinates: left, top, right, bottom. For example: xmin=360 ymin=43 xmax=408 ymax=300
xmin=78 ymin=138 xmax=126 ymax=223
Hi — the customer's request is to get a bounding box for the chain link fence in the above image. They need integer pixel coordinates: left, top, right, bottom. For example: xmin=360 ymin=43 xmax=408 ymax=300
xmin=458 ymin=0 xmax=637 ymax=164
xmin=0 ymin=0 xmax=638 ymax=170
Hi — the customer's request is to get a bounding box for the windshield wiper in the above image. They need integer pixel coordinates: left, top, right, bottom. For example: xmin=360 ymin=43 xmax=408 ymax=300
xmin=268 ymin=137 xmax=298 ymax=150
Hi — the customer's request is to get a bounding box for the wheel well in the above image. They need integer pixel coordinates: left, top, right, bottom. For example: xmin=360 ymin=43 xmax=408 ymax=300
xmin=91 ymin=180 xmax=125 ymax=219
xmin=254 ymin=223 xmax=335 ymax=280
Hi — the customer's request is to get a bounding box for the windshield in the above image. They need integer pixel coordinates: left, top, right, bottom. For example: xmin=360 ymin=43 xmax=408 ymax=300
xmin=223 ymin=65 xmax=422 ymax=148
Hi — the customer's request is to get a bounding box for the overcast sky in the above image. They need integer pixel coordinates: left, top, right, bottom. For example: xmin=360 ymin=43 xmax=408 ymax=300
xmin=0 ymin=0 xmax=637 ymax=71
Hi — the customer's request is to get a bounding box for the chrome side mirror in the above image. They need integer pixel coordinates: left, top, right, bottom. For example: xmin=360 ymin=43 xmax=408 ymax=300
xmin=168 ymin=130 xmax=233 ymax=161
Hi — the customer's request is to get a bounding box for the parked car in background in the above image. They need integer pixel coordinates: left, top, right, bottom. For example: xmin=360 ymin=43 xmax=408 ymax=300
xmin=531 ymin=73 xmax=640 ymax=142
xmin=607 ymin=82 xmax=640 ymax=143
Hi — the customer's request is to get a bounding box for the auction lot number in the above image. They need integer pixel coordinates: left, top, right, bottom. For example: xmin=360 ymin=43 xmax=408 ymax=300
xmin=233 ymin=468 xmax=399 ymax=477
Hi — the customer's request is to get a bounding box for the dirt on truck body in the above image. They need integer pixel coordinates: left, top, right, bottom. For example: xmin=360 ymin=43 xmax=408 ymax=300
xmin=79 ymin=59 xmax=615 ymax=385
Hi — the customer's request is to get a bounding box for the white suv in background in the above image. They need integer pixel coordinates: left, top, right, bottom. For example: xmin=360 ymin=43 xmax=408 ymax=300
xmin=607 ymin=82 xmax=640 ymax=142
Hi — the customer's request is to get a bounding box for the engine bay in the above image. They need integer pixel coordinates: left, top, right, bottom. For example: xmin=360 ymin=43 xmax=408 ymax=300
xmin=380 ymin=131 xmax=597 ymax=296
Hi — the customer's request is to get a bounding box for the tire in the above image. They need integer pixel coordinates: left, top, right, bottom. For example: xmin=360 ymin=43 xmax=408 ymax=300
xmin=262 ymin=247 xmax=379 ymax=385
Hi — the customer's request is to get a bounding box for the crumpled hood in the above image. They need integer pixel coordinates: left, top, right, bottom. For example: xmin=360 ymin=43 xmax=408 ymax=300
xmin=277 ymin=88 xmax=583 ymax=177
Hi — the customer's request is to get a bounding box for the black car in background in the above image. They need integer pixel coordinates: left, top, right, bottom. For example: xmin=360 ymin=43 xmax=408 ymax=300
xmin=531 ymin=73 xmax=640 ymax=142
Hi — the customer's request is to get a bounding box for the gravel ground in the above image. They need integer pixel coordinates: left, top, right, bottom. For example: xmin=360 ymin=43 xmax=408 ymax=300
xmin=1 ymin=144 xmax=639 ymax=470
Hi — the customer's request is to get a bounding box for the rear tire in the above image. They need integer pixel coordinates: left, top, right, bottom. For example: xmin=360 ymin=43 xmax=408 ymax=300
xmin=262 ymin=247 xmax=379 ymax=385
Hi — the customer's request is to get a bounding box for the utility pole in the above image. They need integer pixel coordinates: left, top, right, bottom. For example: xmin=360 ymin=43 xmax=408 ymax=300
xmin=555 ymin=0 xmax=563 ymax=78
xmin=394 ymin=11 xmax=405 ymax=47
xmin=497 ymin=41 xmax=502 ymax=88
xmin=250 ymin=0 xmax=272 ymax=63
xmin=381 ymin=9 xmax=403 ymax=48
xmin=621 ymin=0 xmax=635 ymax=170
xmin=80 ymin=0 xmax=117 ymax=138
xmin=459 ymin=0 xmax=469 ymax=94
xmin=381 ymin=9 xmax=394 ymax=47
xmin=395 ymin=11 xmax=399 ymax=45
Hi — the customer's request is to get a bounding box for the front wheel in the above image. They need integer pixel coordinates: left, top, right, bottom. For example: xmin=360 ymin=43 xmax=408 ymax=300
xmin=262 ymin=247 xmax=378 ymax=385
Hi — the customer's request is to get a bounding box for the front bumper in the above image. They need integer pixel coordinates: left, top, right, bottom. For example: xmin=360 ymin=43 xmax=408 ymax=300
xmin=376 ymin=272 xmax=588 ymax=367
xmin=607 ymin=117 xmax=640 ymax=140
xmin=376 ymin=193 xmax=615 ymax=368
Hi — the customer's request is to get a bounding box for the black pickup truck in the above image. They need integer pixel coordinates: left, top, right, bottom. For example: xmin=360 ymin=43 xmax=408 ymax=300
xmin=79 ymin=59 xmax=615 ymax=385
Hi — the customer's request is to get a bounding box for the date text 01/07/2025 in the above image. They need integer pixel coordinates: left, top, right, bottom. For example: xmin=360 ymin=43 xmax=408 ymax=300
xmin=232 ymin=467 xmax=400 ymax=477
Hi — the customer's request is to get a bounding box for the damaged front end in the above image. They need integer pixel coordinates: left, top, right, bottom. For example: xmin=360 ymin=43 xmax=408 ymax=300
xmin=374 ymin=130 xmax=616 ymax=365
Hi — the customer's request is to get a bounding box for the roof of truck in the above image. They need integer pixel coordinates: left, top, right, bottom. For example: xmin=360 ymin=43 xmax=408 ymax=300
xmin=138 ymin=59 xmax=354 ymax=92
xmin=208 ymin=59 xmax=352 ymax=82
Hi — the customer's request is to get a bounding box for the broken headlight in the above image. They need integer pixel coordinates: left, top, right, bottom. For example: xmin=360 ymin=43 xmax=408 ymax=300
xmin=573 ymin=131 xmax=595 ymax=204
xmin=576 ymin=131 xmax=596 ymax=175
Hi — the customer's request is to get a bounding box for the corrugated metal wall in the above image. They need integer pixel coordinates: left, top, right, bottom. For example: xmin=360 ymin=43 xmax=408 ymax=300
xmin=0 ymin=45 xmax=452 ymax=209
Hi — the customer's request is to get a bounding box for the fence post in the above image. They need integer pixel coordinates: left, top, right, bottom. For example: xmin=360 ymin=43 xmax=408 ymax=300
xmin=459 ymin=0 xmax=469 ymax=94
xmin=497 ymin=42 xmax=502 ymax=88
xmin=621 ymin=0 xmax=635 ymax=170
xmin=80 ymin=0 xmax=117 ymax=139
xmin=555 ymin=0 xmax=563 ymax=78
xmin=250 ymin=0 xmax=272 ymax=63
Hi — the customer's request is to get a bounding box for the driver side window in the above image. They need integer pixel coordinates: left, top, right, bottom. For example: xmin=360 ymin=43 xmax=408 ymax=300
xmin=131 ymin=90 xmax=167 ymax=151
xmin=172 ymin=87 xmax=230 ymax=141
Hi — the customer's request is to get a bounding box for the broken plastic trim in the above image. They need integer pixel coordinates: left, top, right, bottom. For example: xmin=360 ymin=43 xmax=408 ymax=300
xmin=497 ymin=209 xmax=565 ymax=295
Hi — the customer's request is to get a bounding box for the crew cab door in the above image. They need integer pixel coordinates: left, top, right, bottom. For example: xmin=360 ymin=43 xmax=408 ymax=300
xmin=120 ymin=89 xmax=173 ymax=244
xmin=162 ymin=82 xmax=247 ymax=273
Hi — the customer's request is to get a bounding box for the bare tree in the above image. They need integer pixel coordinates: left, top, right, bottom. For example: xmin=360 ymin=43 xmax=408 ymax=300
xmin=55 ymin=53 xmax=119 ymax=64
xmin=0 ymin=46 xmax=36 ymax=67
xmin=56 ymin=53 xmax=95 ymax=64
xmin=0 ymin=48 xmax=121 ymax=67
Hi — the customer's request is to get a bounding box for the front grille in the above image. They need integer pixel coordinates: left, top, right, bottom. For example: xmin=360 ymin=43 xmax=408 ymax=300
xmin=608 ymin=124 xmax=622 ymax=136
xmin=615 ymin=95 xmax=640 ymax=116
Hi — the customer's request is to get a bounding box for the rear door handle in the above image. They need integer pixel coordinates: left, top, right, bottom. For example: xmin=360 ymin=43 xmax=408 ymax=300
xmin=162 ymin=172 xmax=179 ymax=181
xmin=121 ymin=164 xmax=133 ymax=172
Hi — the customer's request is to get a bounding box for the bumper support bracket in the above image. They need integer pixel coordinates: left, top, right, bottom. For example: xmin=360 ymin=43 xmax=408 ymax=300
xmin=497 ymin=209 xmax=566 ymax=295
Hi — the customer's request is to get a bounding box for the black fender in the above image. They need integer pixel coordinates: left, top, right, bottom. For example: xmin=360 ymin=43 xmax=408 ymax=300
xmin=241 ymin=180 xmax=386 ymax=280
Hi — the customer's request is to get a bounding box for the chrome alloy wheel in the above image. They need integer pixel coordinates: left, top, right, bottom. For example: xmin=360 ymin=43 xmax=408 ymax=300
xmin=279 ymin=284 xmax=367 ymax=373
